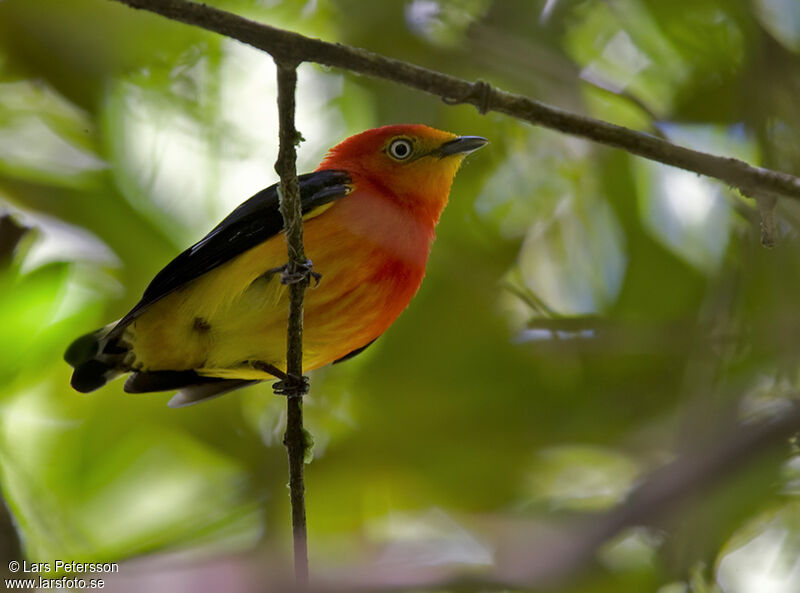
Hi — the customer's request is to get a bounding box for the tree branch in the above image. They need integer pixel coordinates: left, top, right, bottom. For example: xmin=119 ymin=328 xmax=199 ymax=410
xmin=111 ymin=0 xmax=800 ymax=202
xmin=274 ymin=60 xmax=310 ymax=587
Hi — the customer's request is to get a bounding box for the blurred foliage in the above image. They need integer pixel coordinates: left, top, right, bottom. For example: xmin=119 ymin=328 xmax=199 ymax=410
xmin=1 ymin=0 xmax=800 ymax=591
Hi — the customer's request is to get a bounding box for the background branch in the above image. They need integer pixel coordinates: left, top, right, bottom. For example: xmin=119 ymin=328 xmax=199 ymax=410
xmin=292 ymin=401 xmax=800 ymax=592
xmin=112 ymin=0 xmax=800 ymax=202
xmin=0 ymin=214 xmax=29 ymax=266
xmin=274 ymin=60 xmax=310 ymax=587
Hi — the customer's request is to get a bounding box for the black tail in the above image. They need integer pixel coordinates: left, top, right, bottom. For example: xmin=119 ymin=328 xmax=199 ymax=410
xmin=66 ymin=327 xmax=260 ymax=404
xmin=64 ymin=325 xmax=125 ymax=393
xmin=124 ymin=370 xmax=257 ymax=406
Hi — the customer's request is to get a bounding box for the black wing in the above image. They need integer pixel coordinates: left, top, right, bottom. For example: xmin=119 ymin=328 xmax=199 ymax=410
xmin=332 ymin=339 xmax=377 ymax=364
xmin=108 ymin=170 xmax=351 ymax=341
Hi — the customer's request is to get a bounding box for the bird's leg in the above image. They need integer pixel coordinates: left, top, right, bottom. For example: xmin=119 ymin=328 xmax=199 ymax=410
xmin=264 ymin=259 xmax=322 ymax=287
xmin=251 ymin=360 xmax=289 ymax=380
xmin=251 ymin=360 xmax=309 ymax=397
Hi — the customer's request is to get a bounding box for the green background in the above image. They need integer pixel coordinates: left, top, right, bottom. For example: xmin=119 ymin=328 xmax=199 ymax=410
xmin=1 ymin=0 xmax=800 ymax=591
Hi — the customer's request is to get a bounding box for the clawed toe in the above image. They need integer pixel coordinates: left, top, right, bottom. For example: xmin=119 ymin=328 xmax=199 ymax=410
xmin=264 ymin=259 xmax=322 ymax=286
xmin=273 ymin=374 xmax=309 ymax=397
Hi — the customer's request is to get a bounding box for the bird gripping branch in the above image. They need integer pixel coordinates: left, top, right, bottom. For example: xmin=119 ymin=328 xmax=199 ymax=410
xmin=65 ymin=125 xmax=487 ymax=406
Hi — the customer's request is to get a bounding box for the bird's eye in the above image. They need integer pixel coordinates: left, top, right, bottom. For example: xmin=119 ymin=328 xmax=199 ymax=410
xmin=387 ymin=138 xmax=414 ymax=161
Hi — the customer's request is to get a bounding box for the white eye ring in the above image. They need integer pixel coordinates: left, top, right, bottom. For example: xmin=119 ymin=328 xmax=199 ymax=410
xmin=387 ymin=138 xmax=414 ymax=160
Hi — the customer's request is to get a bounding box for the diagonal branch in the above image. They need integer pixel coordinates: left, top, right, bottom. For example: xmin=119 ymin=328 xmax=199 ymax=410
xmin=274 ymin=60 xmax=310 ymax=587
xmin=112 ymin=0 xmax=800 ymax=202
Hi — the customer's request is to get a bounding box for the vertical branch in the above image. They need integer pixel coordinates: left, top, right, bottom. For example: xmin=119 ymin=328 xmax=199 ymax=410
xmin=274 ymin=59 xmax=310 ymax=587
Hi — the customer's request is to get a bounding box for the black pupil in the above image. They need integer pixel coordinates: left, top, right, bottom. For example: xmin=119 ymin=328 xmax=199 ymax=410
xmin=393 ymin=141 xmax=410 ymax=157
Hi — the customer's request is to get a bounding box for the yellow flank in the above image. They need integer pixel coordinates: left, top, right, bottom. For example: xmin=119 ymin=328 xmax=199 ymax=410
xmin=126 ymin=191 xmax=428 ymax=380
xmin=128 ymin=233 xmax=288 ymax=377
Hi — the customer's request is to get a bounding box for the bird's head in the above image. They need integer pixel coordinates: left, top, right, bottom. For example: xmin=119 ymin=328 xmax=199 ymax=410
xmin=318 ymin=124 xmax=487 ymax=223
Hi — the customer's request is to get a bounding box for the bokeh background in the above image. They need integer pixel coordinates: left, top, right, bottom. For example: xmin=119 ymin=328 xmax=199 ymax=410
xmin=2 ymin=0 xmax=800 ymax=591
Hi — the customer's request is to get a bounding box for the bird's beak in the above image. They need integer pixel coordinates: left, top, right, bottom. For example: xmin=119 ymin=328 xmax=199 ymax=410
xmin=436 ymin=136 xmax=488 ymax=158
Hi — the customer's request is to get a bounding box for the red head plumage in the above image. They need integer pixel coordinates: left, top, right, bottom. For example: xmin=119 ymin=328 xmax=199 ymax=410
xmin=319 ymin=124 xmax=485 ymax=226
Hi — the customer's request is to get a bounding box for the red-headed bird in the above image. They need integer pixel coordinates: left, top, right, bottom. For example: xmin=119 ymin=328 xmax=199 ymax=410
xmin=65 ymin=124 xmax=487 ymax=406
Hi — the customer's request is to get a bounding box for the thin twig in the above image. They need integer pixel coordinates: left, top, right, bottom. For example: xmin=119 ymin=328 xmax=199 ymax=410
xmin=111 ymin=0 xmax=800 ymax=202
xmin=274 ymin=60 xmax=310 ymax=588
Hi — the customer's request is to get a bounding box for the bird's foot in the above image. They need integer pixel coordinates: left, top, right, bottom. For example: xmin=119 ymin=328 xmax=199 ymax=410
xmin=250 ymin=361 xmax=309 ymax=397
xmin=273 ymin=374 xmax=309 ymax=397
xmin=265 ymin=259 xmax=322 ymax=286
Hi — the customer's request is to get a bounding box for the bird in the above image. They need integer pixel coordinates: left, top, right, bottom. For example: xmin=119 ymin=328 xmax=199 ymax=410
xmin=64 ymin=124 xmax=487 ymax=407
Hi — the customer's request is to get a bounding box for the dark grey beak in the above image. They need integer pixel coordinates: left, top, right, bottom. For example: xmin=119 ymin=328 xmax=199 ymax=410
xmin=437 ymin=136 xmax=488 ymax=157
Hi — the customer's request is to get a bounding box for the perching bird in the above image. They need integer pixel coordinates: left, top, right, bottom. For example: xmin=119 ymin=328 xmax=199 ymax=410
xmin=65 ymin=124 xmax=487 ymax=407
